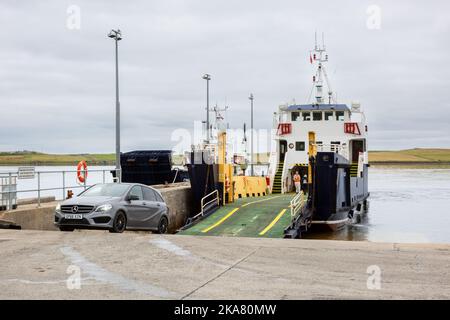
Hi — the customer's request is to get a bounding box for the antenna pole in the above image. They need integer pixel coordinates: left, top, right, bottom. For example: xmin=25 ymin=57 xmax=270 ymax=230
xmin=315 ymin=31 xmax=317 ymax=50
xmin=312 ymin=32 xmax=334 ymax=105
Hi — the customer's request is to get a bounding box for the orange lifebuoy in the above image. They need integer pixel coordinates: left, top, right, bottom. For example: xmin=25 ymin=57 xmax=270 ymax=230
xmin=76 ymin=160 xmax=88 ymax=184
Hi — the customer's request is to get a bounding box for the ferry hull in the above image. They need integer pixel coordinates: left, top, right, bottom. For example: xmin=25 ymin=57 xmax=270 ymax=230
xmin=311 ymin=152 xmax=369 ymax=232
xmin=311 ymin=212 xmax=350 ymax=231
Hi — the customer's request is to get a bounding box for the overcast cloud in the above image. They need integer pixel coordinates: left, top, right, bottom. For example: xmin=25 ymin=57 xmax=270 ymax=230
xmin=0 ymin=0 xmax=449 ymax=153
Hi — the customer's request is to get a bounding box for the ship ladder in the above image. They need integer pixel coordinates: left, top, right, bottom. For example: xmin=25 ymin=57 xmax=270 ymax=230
xmin=272 ymin=162 xmax=284 ymax=194
xmin=350 ymin=163 xmax=358 ymax=177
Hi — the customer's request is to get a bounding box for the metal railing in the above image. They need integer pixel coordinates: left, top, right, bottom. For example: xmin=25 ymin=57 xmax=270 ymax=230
xmin=0 ymin=168 xmax=120 ymax=210
xmin=315 ymin=143 xmax=349 ymax=159
xmin=200 ymin=189 xmax=219 ymax=216
xmin=189 ymin=189 xmax=219 ymax=221
xmin=290 ymin=191 xmax=306 ymax=221
xmin=0 ymin=175 xmax=17 ymax=211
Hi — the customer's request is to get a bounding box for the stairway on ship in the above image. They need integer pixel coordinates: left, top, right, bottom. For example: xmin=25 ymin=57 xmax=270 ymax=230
xmin=272 ymin=161 xmax=284 ymax=194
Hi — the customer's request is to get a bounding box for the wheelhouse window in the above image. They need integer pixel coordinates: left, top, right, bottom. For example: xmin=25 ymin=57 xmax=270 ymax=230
xmin=336 ymin=111 xmax=345 ymax=121
xmin=302 ymin=112 xmax=311 ymax=121
xmin=295 ymin=141 xmax=305 ymax=151
xmin=313 ymin=112 xmax=322 ymax=121
xmin=324 ymin=111 xmax=333 ymax=120
xmin=291 ymin=112 xmax=300 ymax=121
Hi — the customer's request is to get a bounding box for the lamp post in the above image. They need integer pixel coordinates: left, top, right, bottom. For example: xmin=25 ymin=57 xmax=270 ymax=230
xmin=249 ymin=93 xmax=254 ymax=176
xmin=108 ymin=29 xmax=122 ymax=182
xmin=202 ymin=74 xmax=211 ymax=144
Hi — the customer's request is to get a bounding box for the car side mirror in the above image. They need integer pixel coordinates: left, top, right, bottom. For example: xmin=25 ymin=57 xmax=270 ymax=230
xmin=127 ymin=194 xmax=140 ymax=201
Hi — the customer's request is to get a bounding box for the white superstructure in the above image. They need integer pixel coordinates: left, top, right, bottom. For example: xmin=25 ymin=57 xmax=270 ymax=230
xmin=268 ymin=36 xmax=369 ymax=194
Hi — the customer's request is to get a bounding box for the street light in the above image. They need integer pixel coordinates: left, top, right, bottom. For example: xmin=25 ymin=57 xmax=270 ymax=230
xmin=202 ymin=74 xmax=211 ymax=144
xmin=249 ymin=93 xmax=254 ymax=176
xmin=108 ymin=29 xmax=122 ymax=182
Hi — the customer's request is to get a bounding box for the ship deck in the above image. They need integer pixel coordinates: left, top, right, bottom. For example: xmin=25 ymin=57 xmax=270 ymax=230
xmin=179 ymin=194 xmax=294 ymax=238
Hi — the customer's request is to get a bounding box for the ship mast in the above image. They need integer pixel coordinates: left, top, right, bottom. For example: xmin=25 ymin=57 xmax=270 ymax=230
xmin=310 ymin=32 xmax=336 ymax=105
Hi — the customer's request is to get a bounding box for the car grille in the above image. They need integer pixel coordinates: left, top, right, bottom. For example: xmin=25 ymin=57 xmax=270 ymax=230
xmin=61 ymin=205 xmax=94 ymax=214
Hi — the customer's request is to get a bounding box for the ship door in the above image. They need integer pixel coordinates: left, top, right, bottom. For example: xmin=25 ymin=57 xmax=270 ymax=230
xmin=279 ymin=140 xmax=287 ymax=162
xmin=350 ymin=139 xmax=365 ymax=162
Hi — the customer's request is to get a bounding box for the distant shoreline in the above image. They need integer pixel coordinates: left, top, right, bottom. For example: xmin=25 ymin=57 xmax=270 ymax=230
xmin=0 ymin=162 xmax=115 ymax=167
xmin=370 ymin=162 xmax=450 ymax=169
xmin=1 ymin=162 xmax=450 ymax=169
xmin=1 ymin=149 xmax=450 ymax=168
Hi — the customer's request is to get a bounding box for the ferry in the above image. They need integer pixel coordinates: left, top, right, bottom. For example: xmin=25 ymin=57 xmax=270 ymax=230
xmin=269 ymin=36 xmax=369 ymax=234
xmin=180 ymin=36 xmax=369 ymax=239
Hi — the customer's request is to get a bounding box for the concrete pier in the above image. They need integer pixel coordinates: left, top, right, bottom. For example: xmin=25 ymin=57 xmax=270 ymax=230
xmin=0 ymin=229 xmax=448 ymax=299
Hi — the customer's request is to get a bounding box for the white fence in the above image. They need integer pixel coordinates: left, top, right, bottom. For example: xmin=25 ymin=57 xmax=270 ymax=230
xmin=0 ymin=176 xmax=17 ymax=210
xmin=0 ymin=168 xmax=119 ymax=209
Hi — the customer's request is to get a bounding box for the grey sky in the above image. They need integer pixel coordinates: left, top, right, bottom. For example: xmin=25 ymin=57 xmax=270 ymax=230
xmin=0 ymin=0 xmax=449 ymax=153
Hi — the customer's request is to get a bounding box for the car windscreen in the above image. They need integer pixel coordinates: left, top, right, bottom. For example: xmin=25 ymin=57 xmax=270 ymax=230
xmin=79 ymin=184 xmax=129 ymax=197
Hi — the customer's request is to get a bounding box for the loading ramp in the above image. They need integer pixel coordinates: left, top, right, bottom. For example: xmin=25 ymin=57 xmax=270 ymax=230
xmin=179 ymin=194 xmax=294 ymax=238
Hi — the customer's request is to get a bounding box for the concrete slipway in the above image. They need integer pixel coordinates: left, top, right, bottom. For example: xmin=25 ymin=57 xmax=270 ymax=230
xmin=0 ymin=229 xmax=449 ymax=299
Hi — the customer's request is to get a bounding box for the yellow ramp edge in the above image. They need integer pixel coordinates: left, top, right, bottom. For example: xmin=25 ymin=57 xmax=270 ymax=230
xmin=201 ymin=208 xmax=240 ymax=233
xmin=259 ymin=208 xmax=288 ymax=236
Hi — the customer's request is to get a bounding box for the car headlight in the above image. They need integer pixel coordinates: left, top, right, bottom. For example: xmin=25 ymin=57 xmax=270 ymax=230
xmin=55 ymin=203 xmax=61 ymax=212
xmin=95 ymin=204 xmax=113 ymax=213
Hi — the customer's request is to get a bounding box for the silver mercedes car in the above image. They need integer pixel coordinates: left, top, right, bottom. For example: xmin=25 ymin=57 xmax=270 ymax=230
xmin=54 ymin=183 xmax=169 ymax=233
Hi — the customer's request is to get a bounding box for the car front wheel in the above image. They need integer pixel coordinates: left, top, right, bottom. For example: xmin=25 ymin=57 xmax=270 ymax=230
xmin=156 ymin=216 xmax=168 ymax=234
xmin=110 ymin=212 xmax=127 ymax=233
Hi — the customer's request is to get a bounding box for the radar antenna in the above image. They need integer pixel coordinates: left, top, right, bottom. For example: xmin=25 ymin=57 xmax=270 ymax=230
xmin=309 ymin=32 xmax=337 ymax=105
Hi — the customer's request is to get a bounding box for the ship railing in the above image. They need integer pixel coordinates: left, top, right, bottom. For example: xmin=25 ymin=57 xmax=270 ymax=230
xmin=200 ymin=189 xmax=219 ymax=216
xmin=190 ymin=189 xmax=219 ymax=221
xmin=316 ymin=143 xmax=349 ymax=158
xmin=290 ymin=191 xmax=306 ymax=221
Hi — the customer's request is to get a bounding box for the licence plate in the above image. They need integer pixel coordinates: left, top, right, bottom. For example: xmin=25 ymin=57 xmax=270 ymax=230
xmin=64 ymin=214 xmax=83 ymax=220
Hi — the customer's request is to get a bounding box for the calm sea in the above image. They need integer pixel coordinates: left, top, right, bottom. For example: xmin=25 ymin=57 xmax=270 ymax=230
xmin=303 ymin=167 xmax=450 ymax=243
